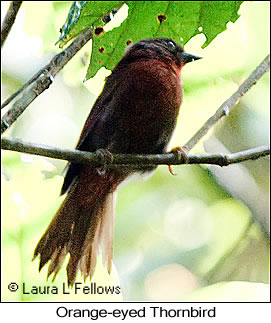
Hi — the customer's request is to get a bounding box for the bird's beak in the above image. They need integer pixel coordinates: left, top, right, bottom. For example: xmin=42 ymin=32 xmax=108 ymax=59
xmin=182 ymin=52 xmax=202 ymax=64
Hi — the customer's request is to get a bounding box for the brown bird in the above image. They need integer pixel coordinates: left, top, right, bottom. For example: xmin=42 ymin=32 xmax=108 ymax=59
xmin=33 ymin=38 xmax=201 ymax=286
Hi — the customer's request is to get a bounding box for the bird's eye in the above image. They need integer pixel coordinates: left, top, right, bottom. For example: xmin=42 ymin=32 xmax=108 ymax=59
xmin=167 ymin=41 xmax=175 ymax=48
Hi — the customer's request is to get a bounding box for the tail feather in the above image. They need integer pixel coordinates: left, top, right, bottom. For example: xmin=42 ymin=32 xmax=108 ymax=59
xmin=98 ymin=192 xmax=115 ymax=273
xmin=48 ymin=246 xmax=67 ymax=281
xmin=66 ymin=202 xmax=101 ymax=286
xmin=80 ymin=215 xmax=101 ymax=281
xmin=33 ymin=185 xmax=79 ymax=269
xmin=34 ymin=168 xmax=126 ymax=287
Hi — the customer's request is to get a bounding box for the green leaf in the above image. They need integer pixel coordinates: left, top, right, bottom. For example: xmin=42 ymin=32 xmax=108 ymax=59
xmin=57 ymin=1 xmax=123 ymax=47
xmin=58 ymin=1 xmax=243 ymax=78
xmin=199 ymin=1 xmax=244 ymax=48
xmin=87 ymin=1 xmax=243 ymax=78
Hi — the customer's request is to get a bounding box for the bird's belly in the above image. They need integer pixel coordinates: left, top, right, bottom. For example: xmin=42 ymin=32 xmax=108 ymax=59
xmin=124 ymin=104 xmax=178 ymax=154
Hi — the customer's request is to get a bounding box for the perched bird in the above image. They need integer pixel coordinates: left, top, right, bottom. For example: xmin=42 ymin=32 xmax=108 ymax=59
xmin=33 ymin=38 xmax=201 ymax=286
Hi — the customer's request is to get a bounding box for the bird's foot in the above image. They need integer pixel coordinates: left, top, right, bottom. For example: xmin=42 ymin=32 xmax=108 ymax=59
xmin=96 ymin=149 xmax=114 ymax=176
xmin=168 ymin=146 xmax=189 ymax=176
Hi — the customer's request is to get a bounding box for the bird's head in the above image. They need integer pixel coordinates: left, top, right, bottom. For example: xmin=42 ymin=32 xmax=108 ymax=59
xmin=124 ymin=37 xmax=202 ymax=69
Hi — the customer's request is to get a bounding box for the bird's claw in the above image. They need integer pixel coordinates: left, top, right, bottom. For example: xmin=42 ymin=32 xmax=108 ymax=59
xmin=167 ymin=146 xmax=189 ymax=175
xmin=96 ymin=149 xmax=114 ymax=176
xmin=168 ymin=165 xmax=176 ymax=176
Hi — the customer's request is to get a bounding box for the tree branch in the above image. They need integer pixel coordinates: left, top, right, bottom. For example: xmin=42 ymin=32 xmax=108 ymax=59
xmin=1 ymin=137 xmax=269 ymax=168
xmin=1 ymin=27 xmax=93 ymax=134
xmin=184 ymin=55 xmax=270 ymax=152
xmin=1 ymin=1 xmax=22 ymax=48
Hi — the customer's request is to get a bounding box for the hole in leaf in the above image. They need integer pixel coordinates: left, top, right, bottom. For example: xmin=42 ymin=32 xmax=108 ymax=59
xmin=94 ymin=27 xmax=104 ymax=36
xmin=157 ymin=14 xmax=166 ymax=24
xmin=99 ymin=47 xmax=105 ymax=53
xmin=126 ymin=39 xmax=132 ymax=46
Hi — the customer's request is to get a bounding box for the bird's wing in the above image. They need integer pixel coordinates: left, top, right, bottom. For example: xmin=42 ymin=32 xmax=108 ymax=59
xmin=60 ymin=76 xmax=119 ymax=195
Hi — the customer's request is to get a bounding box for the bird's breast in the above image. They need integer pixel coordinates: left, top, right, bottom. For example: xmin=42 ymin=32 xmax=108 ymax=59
xmin=115 ymin=59 xmax=183 ymax=153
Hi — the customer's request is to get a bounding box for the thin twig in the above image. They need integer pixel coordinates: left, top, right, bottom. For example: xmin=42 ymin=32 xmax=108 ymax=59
xmin=1 ymin=1 xmax=22 ymax=48
xmin=1 ymin=27 xmax=93 ymax=133
xmin=1 ymin=137 xmax=269 ymax=168
xmin=184 ymin=55 xmax=270 ymax=151
xmin=1 ymin=5 xmax=123 ymax=110
xmin=1 ymin=67 xmax=44 ymax=110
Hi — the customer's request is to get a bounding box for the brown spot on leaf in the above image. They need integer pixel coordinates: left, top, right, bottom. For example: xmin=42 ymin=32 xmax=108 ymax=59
xmin=126 ymin=39 xmax=132 ymax=46
xmin=98 ymin=60 xmax=102 ymax=64
xmin=94 ymin=27 xmax=104 ymax=36
xmin=157 ymin=14 xmax=166 ymax=24
xmin=99 ymin=46 xmax=105 ymax=53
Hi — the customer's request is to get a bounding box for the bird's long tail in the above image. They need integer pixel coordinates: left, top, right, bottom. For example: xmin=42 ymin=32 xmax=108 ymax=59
xmin=33 ymin=168 xmax=125 ymax=287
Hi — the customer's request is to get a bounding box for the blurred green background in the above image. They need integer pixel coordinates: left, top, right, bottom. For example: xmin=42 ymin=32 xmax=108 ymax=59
xmin=1 ymin=1 xmax=270 ymax=301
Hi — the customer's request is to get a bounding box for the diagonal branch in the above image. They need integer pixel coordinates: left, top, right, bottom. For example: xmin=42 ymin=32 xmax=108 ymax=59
xmin=1 ymin=1 xmax=23 ymax=48
xmin=1 ymin=27 xmax=93 ymax=134
xmin=1 ymin=137 xmax=269 ymax=168
xmin=184 ymin=55 xmax=270 ymax=152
